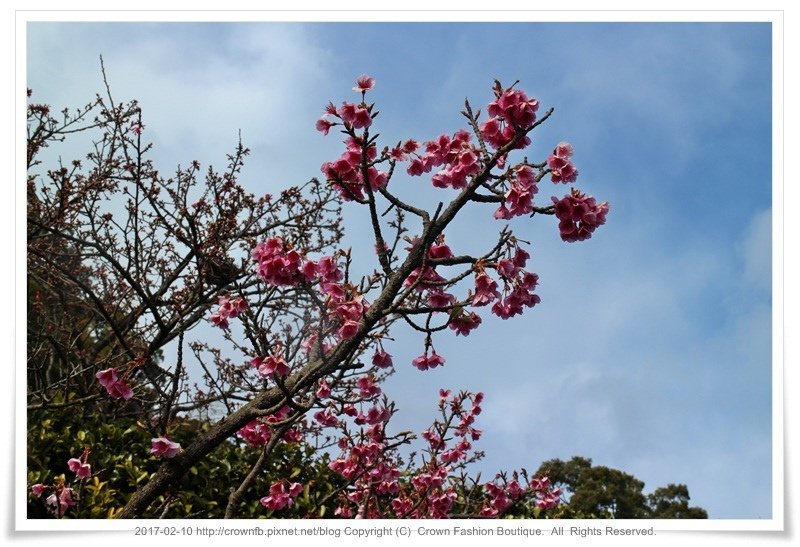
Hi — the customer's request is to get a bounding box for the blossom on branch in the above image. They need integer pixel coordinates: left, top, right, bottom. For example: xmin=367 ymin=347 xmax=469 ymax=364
xmin=150 ymin=437 xmax=181 ymax=459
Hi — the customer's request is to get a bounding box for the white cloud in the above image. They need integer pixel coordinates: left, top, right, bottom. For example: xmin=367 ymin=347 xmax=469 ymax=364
xmin=738 ymin=208 xmax=772 ymax=294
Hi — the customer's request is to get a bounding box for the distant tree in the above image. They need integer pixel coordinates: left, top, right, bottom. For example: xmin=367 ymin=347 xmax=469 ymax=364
xmin=647 ymin=483 xmax=708 ymax=519
xmin=536 ymin=457 xmax=707 ymax=519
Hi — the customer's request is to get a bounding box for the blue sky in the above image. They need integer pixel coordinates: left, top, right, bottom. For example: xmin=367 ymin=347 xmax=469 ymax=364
xmin=26 ymin=21 xmax=775 ymax=520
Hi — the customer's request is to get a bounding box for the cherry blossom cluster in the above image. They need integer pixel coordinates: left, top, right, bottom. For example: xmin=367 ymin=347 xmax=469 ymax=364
xmin=316 ymin=77 xmax=389 ymax=202
xmin=392 ymin=465 xmax=455 ymax=519
xmin=480 ymin=87 xmax=540 ymax=150
xmin=481 ymin=479 xmax=527 ymax=517
xmin=315 ymin=74 xmax=376 ymax=136
xmin=30 ymin=451 xmax=95 ymax=518
xmin=547 ymin=141 xmax=579 ymax=184
xmin=406 ymin=130 xmax=481 ymax=190
xmin=320 ymin=137 xmax=387 ymax=202
xmin=252 ymin=237 xmax=304 ymax=287
xmin=251 ymin=350 xmax=290 ymax=379
xmin=67 ymin=451 xmax=92 ymax=479
xmin=371 ymin=348 xmax=393 ymax=369
xmin=552 ymin=188 xmax=610 ymax=242
xmin=407 ymin=348 xmax=444 ymax=371
xmin=249 ymin=239 xmax=368 ymax=349
xmin=329 ymin=420 xmax=401 ymax=518
xmin=390 ymin=391 xmax=484 ymax=518
xmin=209 ymin=295 xmax=247 ymax=330
xmin=494 ymin=164 xmax=540 ymax=220
xmin=531 ymin=476 xmax=563 ymax=511
xmin=470 ymin=245 xmax=540 ymax=320
xmin=95 ymin=367 xmax=134 ymax=400
xmin=31 ymin=480 xmax=76 ymax=517
xmin=332 ymin=294 xmax=369 ymax=340
xmin=403 ymin=238 xmax=452 ymax=297
xmin=151 ymin=437 xmax=181 ymax=459
xmin=237 ymin=405 xmax=303 ymax=446
xmin=260 ymin=481 xmax=303 ymax=511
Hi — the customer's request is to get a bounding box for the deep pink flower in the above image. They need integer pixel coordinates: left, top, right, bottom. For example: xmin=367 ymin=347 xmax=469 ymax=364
xmin=316 ymin=117 xmax=335 ymax=135
xmin=497 ymin=258 xmax=518 ymax=279
xmin=150 ymin=437 xmax=181 ymax=458
xmin=513 ymin=247 xmax=530 ymax=268
xmin=449 ymin=310 xmax=482 ymax=336
xmin=106 ymin=378 xmax=134 ymax=400
xmin=472 ymin=272 xmax=500 ymax=306
xmin=547 ymin=141 xmax=579 ymax=183
xmin=427 ymin=289 xmax=455 ymax=309
xmin=46 ymin=487 xmax=76 ymax=515
xmin=372 ymin=349 xmax=393 ymax=369
xmin=339 ymin=102 xmax=372 ymax=129
xmin=428 ymin=242 xmax=453 ymax=259
xmin=411 ymin=351 xmax=446 ymax=371
xmin=209 ymin=312 xmax=229 ymax=330
xmin=97 ymin=368 xmax=134 ymax=400
xmin=357 ymin=375 xmax=381 ymax=398
xmin=314 ymin=409 xmax=339 ymax=427
xmin=337 ymin=319 xmax=360 ymax=340
xmin=95 ymin=368 xmax=117 ymax=388
xmin=353 ymin=74 xmax=375 ymax=92
xmin=494 ymin=203 xmax=512 ymax=219
xmin=551 ymin=189 xmax=610 ymax=242
xmin=316 ymin=379 xmax=331 ymax=399
xmin=67 ymin=457 xmax=91 ymax=479
xmin=406 ymin=158 xmax=426 ymax=176
xmin=31 ymin=484 xmax=48 ymax=497
xmin=252 ymin=354 xmax=290 ymax=378
xmin=237 ymin=419 xmax=272 ymax=446
xmin=260 ymin=481 xmax=304 ymax=511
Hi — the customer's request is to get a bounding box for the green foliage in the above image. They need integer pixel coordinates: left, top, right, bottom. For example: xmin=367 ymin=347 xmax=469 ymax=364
xmin=535 ymin=456 xmax=707 ymax=519
xmin=27 ymin=408 xmax=344 ymax=518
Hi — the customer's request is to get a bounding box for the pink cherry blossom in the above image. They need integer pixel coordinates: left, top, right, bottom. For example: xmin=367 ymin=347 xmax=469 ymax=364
xmin=46 ymin=486 xmax=76 ymax=516
xmin=67 ymin=457 xmax=91 ymax=479
xmin=513 ymin=247 xmax=530 ymax=268
xmin=338 ymin=102 xmax=372 ymax=129
xmin=251 ymin=353 xmax=290 ymax=378
xmin=353 ymin=74 xmax=375 ymax=92
xmin=95 ymin=367 xmax=117 ymax=388
xmin=260 ymin=481 xmax=303 ymax=511
xmin=472 ymin=272 xmax=500 ymax=306
xmin=316 ymin=379 xmax=331 ymax=399
xmin=314 ymin=409 xmax=339 ymax=427
xmin=551 ymin=188 xmax=610 ymax=242
xmin=209 ymin=295 xmax=248 ymax=330
xmin=106 ymin=378 xmax=134 ymax=400
xmin=357 ymin=375 xmax=381 ymax=399
xmin=411 ymin=351 xmax=446 ymax=371
xmin=427 ymin=289 xmax=455 ymax=309
xmin=316 ymin=118 xmax=335 ymax=135
xmin=151 ymin=437 xmax=181 ymax=459
xmin=372 ymin=349 xmax=393 ymax=369
xmin=547 ymin=141 xmax=579 ymax=183
xmin=237 ymin=419 xmax=272 ymax=446
xmin=96 ymin=367 xmax=134 ymax=400
xmin=448 ymin=310 xmax=482 ymax=336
